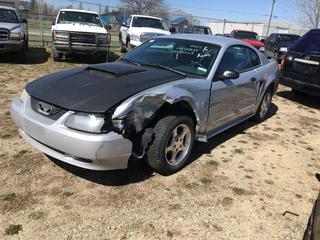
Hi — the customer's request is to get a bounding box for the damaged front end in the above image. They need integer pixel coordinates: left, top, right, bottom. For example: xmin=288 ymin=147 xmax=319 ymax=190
xmin=109 ymin=84 xmax=209 ymax=158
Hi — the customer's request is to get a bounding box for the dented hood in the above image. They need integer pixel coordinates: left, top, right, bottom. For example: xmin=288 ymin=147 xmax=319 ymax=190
xmin=25 ymin=62 xmax=185 ymax=113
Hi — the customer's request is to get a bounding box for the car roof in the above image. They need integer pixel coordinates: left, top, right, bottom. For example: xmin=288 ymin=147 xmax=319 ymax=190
xmin=158 ymin=34 xmax=252 ymax=48
xmin=59 ymin=9 xmax=99 ymax=15
xmin=274 ymin=33 xmax=300 ymax=36
xmin=232 ymin=29 xmax=258 ymax=34
xmin=0 ymin=5 xmax=17 ymax=11
xmin=130 ymin=14 xmax=163 ymax=20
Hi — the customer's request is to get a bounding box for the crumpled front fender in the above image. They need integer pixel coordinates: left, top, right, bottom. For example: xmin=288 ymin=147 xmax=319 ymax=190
xmin=112 ymin=82 xmax=210 ymax=134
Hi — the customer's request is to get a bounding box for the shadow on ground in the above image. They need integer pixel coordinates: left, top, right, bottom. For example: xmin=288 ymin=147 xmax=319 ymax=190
xmin=0 ymin=47 xmax=50 ymax=64
xmin=277 ymin=90 xmax=320 ymax=109
xmin=48 ymin=103 xmax=278 ymax=186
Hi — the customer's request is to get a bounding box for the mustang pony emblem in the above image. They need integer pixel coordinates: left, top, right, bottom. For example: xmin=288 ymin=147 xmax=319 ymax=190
xmin=36 ymin=101 xmax=53 ymax=116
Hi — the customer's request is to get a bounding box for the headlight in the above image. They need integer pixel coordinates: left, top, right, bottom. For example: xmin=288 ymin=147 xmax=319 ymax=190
xmin=54 ymin=31 xmax=69 ymax=41
xmin=279 ymin=47 xmax=288 ymax=52
xmin=98 ymin=34 xmax=107 ymax=39
xmin=64 ymin=113 xmax=105 ymax=133
xmin=20 ymin=89 xmax=29 ymax=103
xmin=130 ymin=34 xmax=140 ymax=42
xmin=259 ymin=47 xmax=265 ymax=52
xmin=9 ymin=30 xmax=22 ymax=40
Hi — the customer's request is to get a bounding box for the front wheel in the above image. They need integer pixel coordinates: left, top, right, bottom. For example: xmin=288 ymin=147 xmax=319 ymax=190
xmin=147 ymin=115 xmax=195 ymax=175
xmin=253 ymin=90 xmax=272 ymax=123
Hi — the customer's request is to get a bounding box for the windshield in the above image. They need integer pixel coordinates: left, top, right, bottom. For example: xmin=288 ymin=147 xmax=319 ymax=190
xmin=131 ymin=17 xmax=168 ymax=30
xmin=0 ymin=9 xmax=18 ymax=23
xmin=277 ymin=35 xmax=300 ymax=44
xmin=57 ymin=11 xmax=102 ymax=27
xmin=291 ymin=31 xmax=320 ymax=54
xmin=234 ymin=31 xmax=260 ymax=41
xmin=123 ymin=38 xmax=220 ymax=77
xmin=181 ymin=27 xmax=212 ymax=35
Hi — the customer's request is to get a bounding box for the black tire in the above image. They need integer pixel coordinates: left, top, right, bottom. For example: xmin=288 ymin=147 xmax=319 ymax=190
xmin=52 ymin=44 xmax=62 ymax=62
xmin=253 ymin=90 xmax=273 ymax=123
xmin=16 ymin=41 xmax=27 ymax=63
xmin=147 ymin=115 xmax=195 ymax=175
xmin=126 ymin=39 xmax=132 ymax=52
xmin=119 ymin=36 xmax=126 ymax=53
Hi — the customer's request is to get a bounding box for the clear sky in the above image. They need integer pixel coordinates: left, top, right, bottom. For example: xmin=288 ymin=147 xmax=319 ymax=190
xmin=50 ymin=0 xmax=300 ymax=24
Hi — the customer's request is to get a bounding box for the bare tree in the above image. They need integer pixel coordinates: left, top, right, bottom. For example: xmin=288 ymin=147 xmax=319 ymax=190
xmin=295 ymin=0 xmax=320 ymax=29
xmin=120 ymin=0 xmax=168 ymax=17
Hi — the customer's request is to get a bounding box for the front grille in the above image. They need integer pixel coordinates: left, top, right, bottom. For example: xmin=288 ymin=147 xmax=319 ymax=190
xmin=30 ymin=97 xmax=68 ymax=121
xmin=70 ymin=32 xmax=96 ymax=44
xmin=0 ymin=28 xmax=9 ymax=39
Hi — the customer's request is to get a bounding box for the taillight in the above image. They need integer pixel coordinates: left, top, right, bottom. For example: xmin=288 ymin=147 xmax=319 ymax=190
xmin=280 ymin=55 xmax=286 ymax=70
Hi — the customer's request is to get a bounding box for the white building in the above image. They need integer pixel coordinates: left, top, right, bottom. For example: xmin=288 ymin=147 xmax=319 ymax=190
xmin=208 ymin=20 xmax=305 ymax=37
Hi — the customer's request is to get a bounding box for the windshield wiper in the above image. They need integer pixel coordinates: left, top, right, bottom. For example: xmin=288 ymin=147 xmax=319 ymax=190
xmin=141 ymin=63 xmax=187 ymax=77
xmin=119 ymin=58 xmax=141 ymax=66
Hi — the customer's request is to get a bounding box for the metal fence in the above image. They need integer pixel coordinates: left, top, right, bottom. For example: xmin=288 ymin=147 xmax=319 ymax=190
xmin=22 ymin=2 xmax=306 ymax=46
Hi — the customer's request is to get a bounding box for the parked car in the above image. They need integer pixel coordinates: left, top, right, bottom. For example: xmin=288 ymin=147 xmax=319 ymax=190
xmin=215 ymin=33 xmax=230 ymax=37
xmin=0 ymin=5 xmax=28 ymax=62
xmin=264 ymin=33 xmax=300 ymax=61
xmin=51 ymin=9 xmax=111 ymax=62
xmin=119 ymin=14 xmax=170 ymax=52
xmin=303 ymin=173 xmax=320 ymax=240
xmin=230 ymin=30 xmax=265 ymax=53
xmin=11 ymin=35 xmax=279 ymax=175
xmin=280 ymin=29 xmax=320 ymax=97
xmin=178 ymin=25 xmax=212 ymax=35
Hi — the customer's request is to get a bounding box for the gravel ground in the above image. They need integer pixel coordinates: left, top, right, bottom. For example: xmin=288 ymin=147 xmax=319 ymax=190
xmin=0 ymin=48 xmax=319 ymax=240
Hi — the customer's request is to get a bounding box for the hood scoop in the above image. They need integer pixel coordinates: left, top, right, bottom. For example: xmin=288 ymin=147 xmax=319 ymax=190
xmin=86 ymin=62 xmax=146 ymax=77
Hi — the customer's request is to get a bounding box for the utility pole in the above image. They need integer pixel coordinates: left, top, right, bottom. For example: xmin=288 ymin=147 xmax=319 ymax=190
xmin=266 ymin=0 xmax=275 ymax=37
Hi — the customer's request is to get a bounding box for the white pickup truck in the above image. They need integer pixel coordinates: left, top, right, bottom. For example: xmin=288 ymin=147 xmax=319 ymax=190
xmin=51 ymin=9 xmax=111 ymax=62
xmin=119 ymin=14 xmax=170 ymax=52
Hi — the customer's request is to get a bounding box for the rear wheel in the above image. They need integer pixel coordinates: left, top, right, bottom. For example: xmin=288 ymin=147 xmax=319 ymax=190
xmin=253 ymin=90 xmax=272 ymax=123
xmin=147 ymin=115 xmax=195 ymax=175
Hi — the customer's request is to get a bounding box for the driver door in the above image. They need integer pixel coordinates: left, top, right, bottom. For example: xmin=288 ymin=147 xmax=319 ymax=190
xmin=206 ymin=45 xmax=260 ymax=134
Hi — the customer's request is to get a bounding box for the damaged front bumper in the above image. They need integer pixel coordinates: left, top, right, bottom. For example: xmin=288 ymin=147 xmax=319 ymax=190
xmin=10 ymin=96 xmax=132 ymax=170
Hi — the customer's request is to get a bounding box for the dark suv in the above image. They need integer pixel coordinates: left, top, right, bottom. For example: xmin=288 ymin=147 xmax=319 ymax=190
xmin=265 ymin=33 xmax=300 ymax=61
xmin=280 ymin=29 xmax=320 ymax=96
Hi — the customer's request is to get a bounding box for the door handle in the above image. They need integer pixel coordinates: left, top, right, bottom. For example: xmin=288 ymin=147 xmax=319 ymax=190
xmin=251 ymin=77 xmax=257 ymax=82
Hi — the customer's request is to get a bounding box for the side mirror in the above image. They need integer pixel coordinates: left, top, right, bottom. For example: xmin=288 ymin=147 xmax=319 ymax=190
xmin=21 ymin=18 xmax=27 ymax=23
xmin=122 ymin=22 xmax=128 ymax=28
xmin=169 ymin=27 xmax=176 ymax=33
xmin=261 ymin=39 xmax=265 ymax=43
xmin=52 ymin=19 xmax=56 ymax=25
xmin=217 ymin=70 xmax=240 ymax=80
xmin=105 ymin=24 xmax=112 ymax=30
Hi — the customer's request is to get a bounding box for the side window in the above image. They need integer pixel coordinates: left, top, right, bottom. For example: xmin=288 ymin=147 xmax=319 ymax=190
xmin=125 ymin=17 xmax=131 ymax=26
xmin=217 ymin=45 xmax=253 ymax=74
xmin=248 ymin=48 xmax=261 ymax=67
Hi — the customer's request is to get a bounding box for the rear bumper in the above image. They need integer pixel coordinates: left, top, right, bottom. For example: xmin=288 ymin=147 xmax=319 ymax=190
xmin=11 ymin=96 xmax=133 ymax=170
xmin=280 ymin=75 xmax=320 ymax=96
xmin=0 ymin=40 xmax=24 ymax=53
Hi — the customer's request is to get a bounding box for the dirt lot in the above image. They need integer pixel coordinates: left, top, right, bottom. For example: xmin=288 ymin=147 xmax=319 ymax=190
xmin=0 ymin=48 xmax=319 ymax=240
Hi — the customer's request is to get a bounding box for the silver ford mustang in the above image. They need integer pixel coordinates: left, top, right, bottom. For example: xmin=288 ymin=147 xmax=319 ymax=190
xmin=11 ymin=34 xmax=279 ymax=175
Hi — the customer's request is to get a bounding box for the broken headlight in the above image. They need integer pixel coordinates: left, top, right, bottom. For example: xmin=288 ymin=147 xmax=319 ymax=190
xmin=112 ymin=119 xmax=125 ymax=131
xmin=65 ymin=113 xmax=105 ymax=133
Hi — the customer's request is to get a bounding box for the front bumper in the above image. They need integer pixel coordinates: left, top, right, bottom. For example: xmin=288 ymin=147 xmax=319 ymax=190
xmin=54 ymin=42 xmax=109 ymax=54
xmin=0 ymin=40 xmax=23 ymax=53
xmin=280 ymin=75 xmax=320 ymax=96
xmin=11 ymin=96 xmax=133 ymax=170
